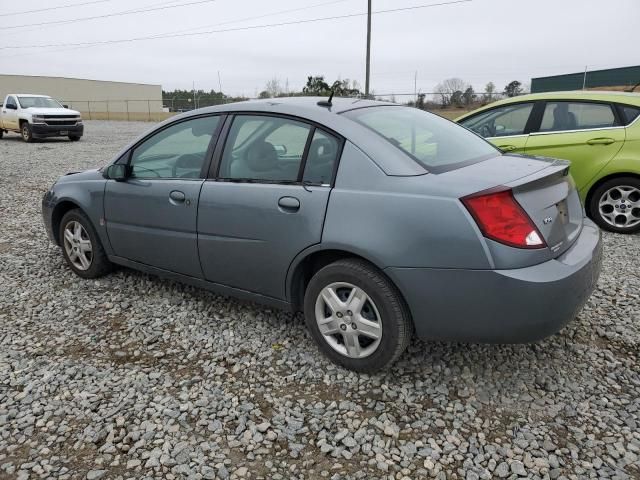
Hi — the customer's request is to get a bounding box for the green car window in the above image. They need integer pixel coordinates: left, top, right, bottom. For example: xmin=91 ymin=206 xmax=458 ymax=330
xmin=620 ymin=105 xmax=640 ymax=125
xmin=539 ymin=102 xmax=616 ymax=132
xmin=459 ymin=103 xmax=534 ymax=138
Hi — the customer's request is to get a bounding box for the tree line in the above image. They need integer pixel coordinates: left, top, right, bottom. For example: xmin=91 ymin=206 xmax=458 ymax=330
xmin=163 ymin=76 xmax=527 ymax=111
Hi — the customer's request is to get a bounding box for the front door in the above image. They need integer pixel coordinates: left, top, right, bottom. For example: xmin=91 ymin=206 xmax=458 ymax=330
xmin=525 ymin=101 xmax=625 ymax=191
xmin=458 ymin=101 xmax=535 ymax=154
xmin=198 ymin=114 xmax=342 ymax=299
xmin=2 ymin=96 xmax=19 ymax=130
xmin=104 ymin=115 xmax=222 ymax=277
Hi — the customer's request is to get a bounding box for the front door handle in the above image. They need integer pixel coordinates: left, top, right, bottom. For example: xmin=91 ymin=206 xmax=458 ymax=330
xmin=587 ymin=137 xmax=615 ymax=145
xmin=169 ymin=190 xmax=186 ymax=203
xmin=278 ymin=196 xmax=300 ymax=212
xmin=498 ymin=144 xmax=517 ymax=152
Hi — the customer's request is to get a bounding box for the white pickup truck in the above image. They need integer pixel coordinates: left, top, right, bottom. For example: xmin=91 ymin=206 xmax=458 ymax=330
xmin=0 ymin=94 xmax=84 ymax=142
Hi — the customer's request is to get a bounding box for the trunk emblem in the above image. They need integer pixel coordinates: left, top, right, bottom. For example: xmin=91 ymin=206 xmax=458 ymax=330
xmin=543 ymin=216 xmax=553 ymax=224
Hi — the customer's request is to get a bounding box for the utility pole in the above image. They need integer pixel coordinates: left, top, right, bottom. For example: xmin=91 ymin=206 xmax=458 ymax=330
xmin=193 ymin=80 xmax=196 ymax=108
xmin=582 ymin=65 xmax=588 ymax=90
xmin=414 ymin=71 xmax=417 ymax=104
xmin=217 ymin=71 xmax=223 ymax=104
xmin=365 ymin=0 xmax=372 ymax=97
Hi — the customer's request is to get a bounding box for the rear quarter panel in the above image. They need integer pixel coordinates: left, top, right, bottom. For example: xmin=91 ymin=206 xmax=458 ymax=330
xmin=321 ymin=142 xmax=491 ymax=270
xmin=580 ymin=121 xmax=640 ymax=199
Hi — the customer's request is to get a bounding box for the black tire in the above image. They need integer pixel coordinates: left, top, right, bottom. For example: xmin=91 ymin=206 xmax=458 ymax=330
xmin=303 ymin=258 xmax=412 ymax=373
xmin=59 ymin=209 xmax=112 ymax=278
xmin=588 ymin=176 xmax=640 ymax=234
xmin=0 ymin=129 xmax=3 ymax=139
xmin=69 ymin=135 xmax=81 ymax=141
xmin=21 ymin=122 xmax=33 ymax=143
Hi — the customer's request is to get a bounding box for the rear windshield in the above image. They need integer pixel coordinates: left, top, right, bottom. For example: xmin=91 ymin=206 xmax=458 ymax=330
xmin=343 ymin=106 xmax=498 ymax=171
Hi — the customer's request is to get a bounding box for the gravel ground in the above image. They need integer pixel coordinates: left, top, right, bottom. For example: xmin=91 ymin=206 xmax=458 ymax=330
xmin=0 ymin=121 xmax=639 ymax=480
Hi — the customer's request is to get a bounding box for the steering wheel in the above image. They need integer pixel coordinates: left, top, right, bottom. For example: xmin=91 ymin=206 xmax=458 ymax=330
xmin=172 ymin=153 xmax=204 ymax=178
xmin=479 ymin=124 xmax=495 ymax=138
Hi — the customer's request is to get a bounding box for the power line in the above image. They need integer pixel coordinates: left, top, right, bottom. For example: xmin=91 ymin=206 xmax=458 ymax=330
xmin=0 ymin=0 xmax=352 ymax=59
xmin=0 ymin=0 xmax=472 ymax=50
xmin=0 ymin=0 xmax=111 ymax=17
xmin=4 ymin=0 xmax=220 ymax=30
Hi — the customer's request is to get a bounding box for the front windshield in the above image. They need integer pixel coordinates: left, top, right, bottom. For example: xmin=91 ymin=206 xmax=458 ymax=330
xmin=17 ymin=96 xmax=63 ymax=109
xmin=343 ymin=106 xmax=499 ymax=171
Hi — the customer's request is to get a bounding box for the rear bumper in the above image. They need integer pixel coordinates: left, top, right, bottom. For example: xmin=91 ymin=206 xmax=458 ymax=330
xmin=32 ymin=123 xmax=83 ymax=138
xmin=385 ymin=218 xmax=602 ymax=343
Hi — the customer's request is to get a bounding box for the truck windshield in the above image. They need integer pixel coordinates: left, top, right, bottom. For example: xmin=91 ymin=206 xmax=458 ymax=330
xmin=17 ymin=97 xmax=63 ymax=109
xmin=343 ymin=106 xmax=498 ymax=172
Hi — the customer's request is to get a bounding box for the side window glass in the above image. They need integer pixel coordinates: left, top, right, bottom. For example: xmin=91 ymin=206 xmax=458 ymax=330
xmin=621 ymin=105 xmax=640 ymax=125
xmin=130 ymin=116 xmax=219 ymax=179
xmin=539 ymin=102 xmax=616 ymax=132
xmin=303 ymin=130 xmax=340 ymax=185
xmin=460 ymin=103 xmax=533 ymax=138
xmin=219 ymin=115 xmax=311 ymax=182
xmin=6 ymin=96 xmax=17 ymax=108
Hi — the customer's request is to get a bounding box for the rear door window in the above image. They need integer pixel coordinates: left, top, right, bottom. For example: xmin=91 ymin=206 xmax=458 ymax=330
xmin=619 ymin=105 xmax=640 ymax=125
xmin=539 ymin=102 xmax=617 ymax=132
xmin=460 ymin=103 xmax=534 ymax=138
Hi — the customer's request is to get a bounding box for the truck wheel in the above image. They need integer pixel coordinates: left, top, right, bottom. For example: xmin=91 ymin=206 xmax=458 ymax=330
xmin=21 ymin=122 xmax=33 ymax=142
xmin=0 ymin=130 xmax=3 ymax=139
xmin=68 ymin=135 xmax=81 ymax=141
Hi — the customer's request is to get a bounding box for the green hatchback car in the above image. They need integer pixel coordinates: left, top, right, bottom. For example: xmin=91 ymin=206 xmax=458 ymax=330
xmin=457 ymin=91 xmax=640 ymax=233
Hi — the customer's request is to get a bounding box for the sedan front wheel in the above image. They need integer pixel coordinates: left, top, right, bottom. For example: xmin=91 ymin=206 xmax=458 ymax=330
xmin=59 ymin=209 xmax=113 ymax=278
xmin=303 ymin=259 xmax=412 ymax=372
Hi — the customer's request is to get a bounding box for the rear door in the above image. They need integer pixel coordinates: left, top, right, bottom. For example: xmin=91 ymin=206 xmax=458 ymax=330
xmin=524 ymin=100 xmax=625 ymax=191
xmin=197 ymin=114 xmax=342 ymax=300
xmin=104 ymin=115 xmax=222 ymax=277
xmin=458 ymin=101 xmax=535 ymax=153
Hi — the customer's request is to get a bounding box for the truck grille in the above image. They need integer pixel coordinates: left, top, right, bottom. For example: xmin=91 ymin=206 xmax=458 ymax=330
xmin=44 ymin=115 xmax=80 ymax=127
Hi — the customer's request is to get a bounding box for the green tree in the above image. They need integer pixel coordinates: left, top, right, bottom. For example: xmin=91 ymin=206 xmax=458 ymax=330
xmin=505 ymin=80 xmax=523 ymax=97
xmin=462 ymin=86 xmax=475 ymax=106
xmin=303 ymin=76 xmax=331 ymax=95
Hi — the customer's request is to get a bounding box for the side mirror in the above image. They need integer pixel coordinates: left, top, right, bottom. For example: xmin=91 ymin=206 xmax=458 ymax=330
xmin=104 ymin=164 xmax=130 ymax=181
xmin=63 ymin=105 xmax=69 ymax=109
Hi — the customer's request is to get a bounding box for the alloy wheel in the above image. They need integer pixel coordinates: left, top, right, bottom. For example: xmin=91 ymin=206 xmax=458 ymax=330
xmin=598 ymin=185 xmax=640 ymax=230
xmin=63 ymin=221 xmax=93 ymax=270
xmin=314 ymin=282 xmax=382 ymax=359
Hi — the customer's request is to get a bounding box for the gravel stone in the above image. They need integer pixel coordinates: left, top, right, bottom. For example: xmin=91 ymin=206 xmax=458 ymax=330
xmin=0 ymin=120 xmax=638 ymax=480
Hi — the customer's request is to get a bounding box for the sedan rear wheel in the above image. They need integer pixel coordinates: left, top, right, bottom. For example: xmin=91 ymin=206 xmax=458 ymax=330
xmin=304 ymin=259 xmax=412 ymax=372
xmin=589 ymin=177 xmax=640 ymax=234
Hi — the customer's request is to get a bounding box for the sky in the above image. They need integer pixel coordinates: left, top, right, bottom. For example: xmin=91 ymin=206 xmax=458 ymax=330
xmin=0 ymin=0 xmax=638 ymax=98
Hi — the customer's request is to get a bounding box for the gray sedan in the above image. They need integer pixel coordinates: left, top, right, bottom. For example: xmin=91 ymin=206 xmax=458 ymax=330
xmin=42 ymin=97 xmax=602 ymax=372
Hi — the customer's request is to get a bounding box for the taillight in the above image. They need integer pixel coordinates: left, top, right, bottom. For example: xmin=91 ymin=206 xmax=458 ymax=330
xmin=462 ymin=188 xmax=546 ymax=249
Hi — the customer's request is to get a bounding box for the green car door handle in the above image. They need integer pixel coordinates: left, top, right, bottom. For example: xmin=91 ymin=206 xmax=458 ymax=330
xmin=587 ymin=138 xmax=615 ymax=145
xmin=499 ymin=145 xmax=517 ymax=152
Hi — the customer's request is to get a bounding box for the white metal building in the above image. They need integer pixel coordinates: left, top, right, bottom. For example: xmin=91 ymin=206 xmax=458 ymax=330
xmin=0 ymin=74 xmax=164 ymax=120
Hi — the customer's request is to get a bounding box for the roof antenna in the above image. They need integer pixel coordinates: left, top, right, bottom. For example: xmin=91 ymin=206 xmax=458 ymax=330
xmin=317 ymin=89 xmax=334 ymax=107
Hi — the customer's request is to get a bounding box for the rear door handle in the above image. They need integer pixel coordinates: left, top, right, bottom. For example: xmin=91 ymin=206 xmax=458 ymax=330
xmin=278 ymin=196 xmax=300 ymax=212
xmin=498 ymin=145 xmax=517 ymax=152
xmin=587 ymin=137 xmax=615 ymax=145
xmin=169 ymin=190 xmax=186 ymax=203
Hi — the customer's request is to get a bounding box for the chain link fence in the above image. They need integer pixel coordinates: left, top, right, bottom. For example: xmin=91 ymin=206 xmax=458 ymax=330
xmin=60 ymin=91 xmax=514 ymax=122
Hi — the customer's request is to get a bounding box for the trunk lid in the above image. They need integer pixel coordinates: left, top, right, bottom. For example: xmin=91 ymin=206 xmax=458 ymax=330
xmin=431 ymin=154 xmax=584 ymax=265
xmin=505 ymin=158 xmax=583 ymax=258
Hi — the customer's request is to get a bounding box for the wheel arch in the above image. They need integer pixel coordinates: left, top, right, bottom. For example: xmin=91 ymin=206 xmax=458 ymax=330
xmin=286 ymin=245 xmax=409 ymax=314
xmin=585 ymin=171 xmax=640 ymax=213
xmin=51 ymin=200 xmax=83 ymax=245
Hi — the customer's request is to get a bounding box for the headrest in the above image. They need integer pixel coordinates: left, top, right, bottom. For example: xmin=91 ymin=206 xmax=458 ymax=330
xmin=246 ymin=141 xmax=278 ymax=172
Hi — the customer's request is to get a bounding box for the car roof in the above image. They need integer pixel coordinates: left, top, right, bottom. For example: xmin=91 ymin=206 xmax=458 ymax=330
xmin=119 ymin=97 xmax=429 ymax=177
xmin=456 ymin=90 xmax=640 ymax=121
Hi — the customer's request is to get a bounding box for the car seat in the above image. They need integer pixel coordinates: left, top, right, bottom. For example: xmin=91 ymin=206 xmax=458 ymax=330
xmin=552 ymin=103 xmax=577 ymax=131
